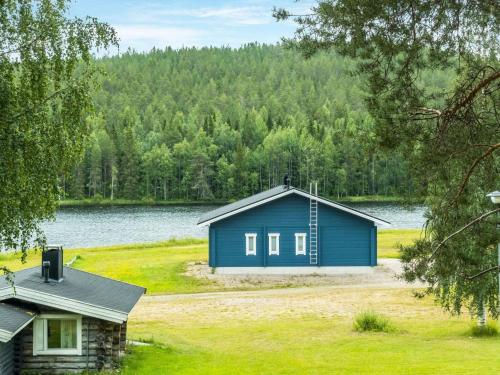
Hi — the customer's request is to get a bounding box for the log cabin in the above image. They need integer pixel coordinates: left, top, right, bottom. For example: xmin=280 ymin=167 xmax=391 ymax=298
xmin=0 ymin=246 xmax=145 ymax=374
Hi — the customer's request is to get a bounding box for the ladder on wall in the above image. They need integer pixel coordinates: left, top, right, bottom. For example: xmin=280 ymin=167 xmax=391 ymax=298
xmin=309 ymin=182 xmax=318 ymax=265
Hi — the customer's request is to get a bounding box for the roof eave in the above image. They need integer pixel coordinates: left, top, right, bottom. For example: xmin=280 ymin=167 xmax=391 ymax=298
xmin=0 ymin=287 xmax=132 ymax=324
xmin=0 ymin=315 xmax=35 ymax=343
xmin=0 ymin=329 xmax=13 ymax=343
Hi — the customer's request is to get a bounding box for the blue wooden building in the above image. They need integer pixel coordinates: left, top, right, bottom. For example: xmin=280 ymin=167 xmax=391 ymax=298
xmin=197 ymin=184 xmax=390 ymax=273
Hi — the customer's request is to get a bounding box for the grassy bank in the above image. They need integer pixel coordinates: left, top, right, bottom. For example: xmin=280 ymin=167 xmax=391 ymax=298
xmin=0 ymin=229 xmax=421 ymax=293
xmin=378 ymin=229 xmax=421 ymax=258
xmin=58 ymin=195 xmax=423 ymax=207
xmin=58 ymin=198 xmax=226 ymax=207
xmin=336 ymin=195 xmax=423 ymax=203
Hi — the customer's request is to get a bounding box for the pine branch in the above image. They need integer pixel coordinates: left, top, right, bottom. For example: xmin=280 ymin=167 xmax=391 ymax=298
xmin=429 ymin=207 xmax=500 ymax=260
xmin=468 ymin=265 xmax=500 ymax=281
xmin=444 ymin=70 xmax=500 ymax=120
xmin=450 ymin=143 xmax=500 ymax=205
xmin=415 ymin=107 xmax=442 ymax=116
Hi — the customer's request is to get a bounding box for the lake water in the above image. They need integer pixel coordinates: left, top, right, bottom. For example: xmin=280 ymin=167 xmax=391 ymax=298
xmin=40 ymin=203 xmax=426 ymax=249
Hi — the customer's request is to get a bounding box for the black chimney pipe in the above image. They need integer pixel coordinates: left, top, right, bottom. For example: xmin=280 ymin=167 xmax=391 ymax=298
xmin=42 ymin=261 xmax=50 ymax=283
xmin=283 ymin=174 xmax=290 ymax=189
xmin=41 ymin=245 xmax=64 ymax=282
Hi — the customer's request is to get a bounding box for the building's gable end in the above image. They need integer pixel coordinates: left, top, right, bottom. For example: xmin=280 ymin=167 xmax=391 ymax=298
xmin=204 ymin=188 xmax=389 ymax=227
xmin=212 ymin=193 xmax=310 ymax=229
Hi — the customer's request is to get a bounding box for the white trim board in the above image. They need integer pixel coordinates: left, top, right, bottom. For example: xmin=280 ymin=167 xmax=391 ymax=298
xmin=215 ymin=266 xmax=376 ymax=275
xmin=33 ymin=314 xmax=83 ymax=356
xmin=0 ymin=287 xmax=128 ymax=324
xmin=295 ymin=233 xmax=307 ymax=255
xmin=245 ymin=233 xmax=257 ymax=256
xmin=197 ymin=188 xmax=390 ymax=226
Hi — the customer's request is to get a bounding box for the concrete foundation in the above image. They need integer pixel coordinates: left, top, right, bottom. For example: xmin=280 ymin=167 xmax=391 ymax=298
xmin=215 ymin=266 xmax=376 ymax=275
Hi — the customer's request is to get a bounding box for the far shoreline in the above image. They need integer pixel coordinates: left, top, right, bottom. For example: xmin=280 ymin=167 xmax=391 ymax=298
xmin=58 ymin=195 xmax=424 ymax=208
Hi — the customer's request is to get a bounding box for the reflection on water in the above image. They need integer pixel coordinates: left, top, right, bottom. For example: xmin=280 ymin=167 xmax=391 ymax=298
xmin=40 ymin=203 xmax=426 ymax=249
xmin=349 ymin=202 xmax=426 ymax=230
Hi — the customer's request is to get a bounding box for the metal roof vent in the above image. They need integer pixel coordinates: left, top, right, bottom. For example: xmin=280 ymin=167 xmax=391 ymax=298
xmin=41 ymin=245 xmax=64 ymax=282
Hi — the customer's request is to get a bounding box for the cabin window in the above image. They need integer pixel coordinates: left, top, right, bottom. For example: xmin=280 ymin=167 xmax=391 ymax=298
xmin=245 ymin=233 xmax=257 ymax=255
xmin=295 ymin=233 xmax=307 ymax=255
xmin=33 ymin=314 xmax=82 ymax=356
xmin=268 ymin=233 xmax=280 ymax=255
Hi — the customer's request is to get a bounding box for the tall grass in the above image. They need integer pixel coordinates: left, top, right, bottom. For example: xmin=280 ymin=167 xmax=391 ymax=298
xmin=470 ymin=322 xmax=498 ymax=337
xmin=353 ymin=310 xmax=394 ymax=333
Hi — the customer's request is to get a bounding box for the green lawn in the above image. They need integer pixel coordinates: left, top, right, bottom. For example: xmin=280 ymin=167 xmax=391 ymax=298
xmin=120 ymin=288 xmax=500 ymax=375
xmin=121 ymin=322 xmax=500 ymax=375
xmin=2 ymin=230 xmax=499 ymax=374
xmin=377 ymin=229 xmax=421 ymax=258
xmin=0 ymin=239 xmax=216 ymax=294
xmin=0 ymin=229 xmax=421 ymax=293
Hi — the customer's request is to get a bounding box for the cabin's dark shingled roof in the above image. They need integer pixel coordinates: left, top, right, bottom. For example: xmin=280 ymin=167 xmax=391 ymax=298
xmin=197 ymin=185 xmax=289 ymax=224
xmin=197 ymin=185 xmax=389 ymax=225
xmin=0 ymin=267 xmax=145 ymax=314
xmin=0 ymin=303 xmax=34 ymax=338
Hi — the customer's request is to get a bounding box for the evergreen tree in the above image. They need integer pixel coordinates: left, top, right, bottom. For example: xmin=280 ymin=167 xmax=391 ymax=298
xmin=275 ymin=1 xmax=499 ymax=319
xmin=63 ymin=45 xmax=454 ymax=203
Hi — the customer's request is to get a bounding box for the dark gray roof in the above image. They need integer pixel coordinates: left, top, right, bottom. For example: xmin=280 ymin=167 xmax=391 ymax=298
xmin=197 ymin=185 xmax=389 ymax=225
xmin=198 ymin=185 xmax=289 ymax=224
xmin=0 ymin=267 xmax=145 ymax=314
xmin=0 ymin=303 xmax=35 ymax=339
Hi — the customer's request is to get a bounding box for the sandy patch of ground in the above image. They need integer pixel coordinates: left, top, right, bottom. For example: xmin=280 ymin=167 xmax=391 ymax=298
xmin=132 ymin=286 xmax=432 ymax=328
xmin=132 ymin=260 xmax=429 ymax=327
xmin=184 ymin=258 xmax=409 ymax=290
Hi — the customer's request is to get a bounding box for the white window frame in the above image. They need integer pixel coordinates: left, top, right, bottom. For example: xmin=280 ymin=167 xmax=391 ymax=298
xmin=33 ymin=314 xmax=82 ymax=356
xmin=295 ymin=233 xmax=307 ymax=255
xmin=268 ymin=233 xmax=280 ymax=255
xmin=245 ymin=233 xmax=257 ymax=256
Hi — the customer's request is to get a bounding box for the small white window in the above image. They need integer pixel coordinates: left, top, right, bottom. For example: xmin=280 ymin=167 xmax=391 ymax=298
xmin=33 ymin=314 xmax=82 ymax=356
xmin=268 ymin=233 xmax=280 ymax=255
xmin=245 ymin=233 xmax=257 ymax=256
xmin=295 ymin=233 xmax=307 ymax=255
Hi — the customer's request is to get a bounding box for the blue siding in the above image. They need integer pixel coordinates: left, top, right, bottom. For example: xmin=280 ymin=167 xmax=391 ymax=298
xmin=320 ymin=227 xmax=371 ymax=266
xmin=208 ymin=194 xmax=377 ymax=267
xmin=208 ymin=226 xmax=216 ymax=267
xmin=266 ymin=226 xmax=309 ymax=266
xmin=371 ymin=227 xmax=377 ymax=266
xmin=215 ymin=228 xmax=264 ymax=267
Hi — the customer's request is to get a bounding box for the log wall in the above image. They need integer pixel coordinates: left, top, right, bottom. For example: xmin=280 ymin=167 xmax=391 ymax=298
xmin=0 ymin=341 xmax=14 ymax=375
xmin=14 ymin=317 xmax=127 ymax=374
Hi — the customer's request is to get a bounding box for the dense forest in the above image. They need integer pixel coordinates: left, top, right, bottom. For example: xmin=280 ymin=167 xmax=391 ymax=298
xmin=62 ymin=44 xmax=452 ymax=201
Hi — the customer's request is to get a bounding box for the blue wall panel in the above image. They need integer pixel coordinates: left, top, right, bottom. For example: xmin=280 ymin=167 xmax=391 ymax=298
xmin=320 ymin=226 xmax=371 ymax=266
xmin=266 ymin=226 xmax=310 ymax=266
xmin=214 ymin=228 xmax=264 ymax=267
xmin=209 ymin=193 xmax=377 ymax=267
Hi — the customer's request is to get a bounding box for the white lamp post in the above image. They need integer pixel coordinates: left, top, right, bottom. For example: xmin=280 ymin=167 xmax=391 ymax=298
xmin=487 ymin=191 xmax=500 ymax=321
xmin=487 ymin=191 xmax=500 ymax=204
